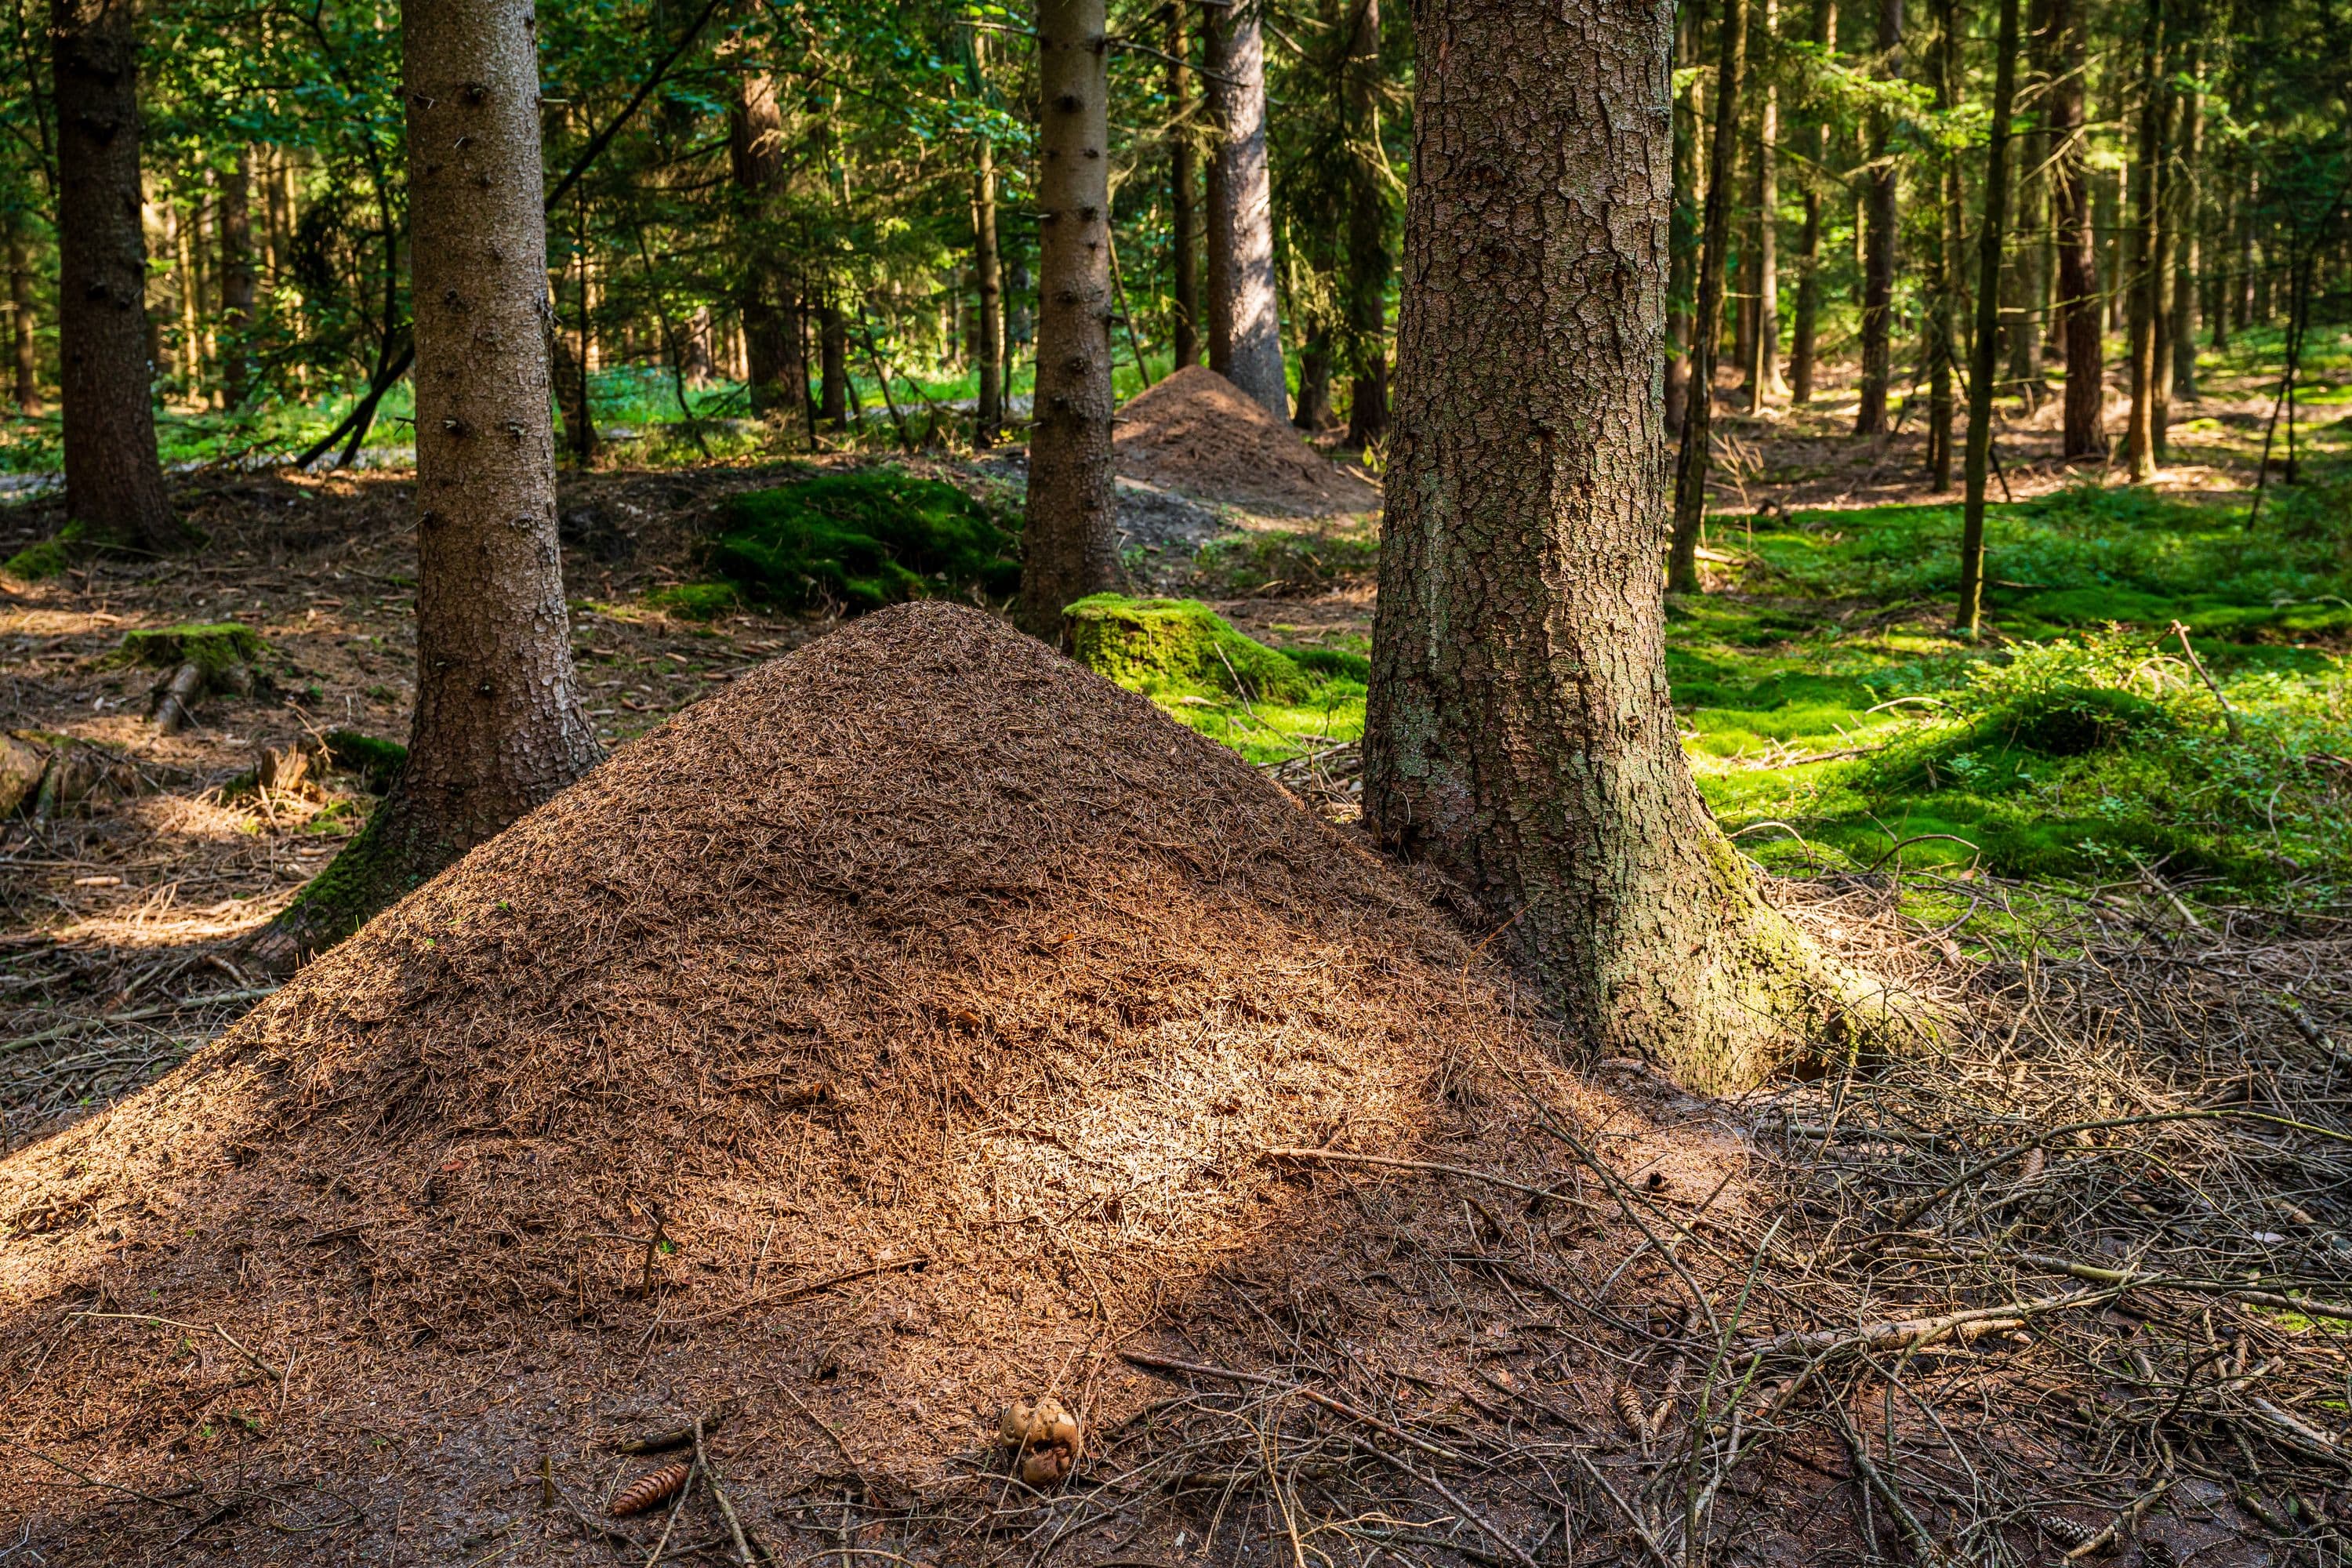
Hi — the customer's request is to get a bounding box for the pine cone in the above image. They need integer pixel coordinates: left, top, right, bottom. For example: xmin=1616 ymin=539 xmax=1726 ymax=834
xmin=609 ymin=1462 xmax=691 ymax=1518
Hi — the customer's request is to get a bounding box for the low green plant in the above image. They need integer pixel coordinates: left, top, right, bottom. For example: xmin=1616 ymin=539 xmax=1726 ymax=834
xmin=707 ymin=467 xmax=1019 ymax=612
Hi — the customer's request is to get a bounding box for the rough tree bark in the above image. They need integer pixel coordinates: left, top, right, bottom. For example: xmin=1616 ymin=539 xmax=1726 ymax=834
xmin=2046 ymin=0 xmax=2103 ymax=456
xmin=5 ymin=212 xmax=37 ymax=412
xmin=1014 ymin=0 xmax=1119 ymax=641
xmin=2123 ymin=0 xmax=2164 ymax=481
xmin=1202 ymin=0 xmax=1287 ymax=419
xmin=1789 ymin=0 xmax=1835 ymax=404
xmin=219 ymin=147 xmax=256 ymax=408
xmin=1668 ymin=0 xmax=1748 ymax=595
xmin=1341 ymin=0 xmax=1389 ymax=448
xmin=50 ymin=0 xmax=173 ymax=549
xmin=1854 ymin=0 xmax=1902 ymax=435
xmin=975 ymin=135 xmax=1004 ymax=445
xmin=730 ymin=70 xmax=808 ymax=427
xmin=1168 ymin=0 xmax=1199 ymax=368
xmin=261 ymin=0 xmax=601 ymax=962
xmin=1956 ymin=0 xmax=2020 ymax=637
xmin=1368 ymin=0 xmax=1857 ymax=1094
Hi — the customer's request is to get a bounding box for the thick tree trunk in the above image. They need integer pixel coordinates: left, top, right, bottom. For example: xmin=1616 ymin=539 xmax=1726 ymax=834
xmin=5 ymin=214 xmax=37 ymax=413
xmin=1854 ymin=0 xmax=1902 ymax=435
xmin=1668 ymin=0 xmax=1749 ymax=594
xmin=1168 ymin=0 xmax=1199 ymax=368
xmin=265 ymin=0 xmax=599 ymax=962
xmin=1789 ymin=0 xmax=1833 ymax=405
xmin=1202 ymin=0 xmax=1287 ymax=419
xmin=731 ymin=71 xmax=808 ymax=427
xmin=1015 ymin=0 xmax=1119 ymax=641
xmin=1744 ymin=0 xmax=1781 ymax=405
xmin=1341 ymin=0 xmax=1389 ymax=448
xmin=975 ymin=135 xmax=1004 ymax=447
xmin=1664 ymin=5 xmax=1702 ymax=433
xmin=219 ymin=147 xmax=256 ymax=408
xmin=1367 ymin=0 xmax=1845 ymax=1094
xmin=2047 ymin=0 xmax=2103 ymax=456
xmin=1956 ymin=0 xmax=2020 ymax=637
xmin=2123 ymin=0 xmax=2163 ymax=481
xmin=50 ymin=0 xmax=172 ymax=549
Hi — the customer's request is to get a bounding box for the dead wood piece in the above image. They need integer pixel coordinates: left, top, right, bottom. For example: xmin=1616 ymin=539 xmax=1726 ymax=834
xmin=152 ymin=662 xmax=205 ymax=734
xmin=2063 ymin=1479 xmax=2172 ymax=1561
xmin=616 ymin=1398 xmax=740 ymax=1455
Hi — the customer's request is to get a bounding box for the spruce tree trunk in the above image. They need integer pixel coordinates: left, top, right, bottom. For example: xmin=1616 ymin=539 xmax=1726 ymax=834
xmin=2123 ymin=0 xmax=2163 ymax=481
xmin=1367 ymin=0 xmax=1841 ymax=1094
xmin=50 ymin=0 xmax=173 ymax=550
xmin=263 ymin=0 xmax=600 ymax=962
xmin=2047 ymin=0 xmax=2103 ymax=456
xmin=1294 ymin=333 xmax=1333 ymax=430
xmin=220 ymin=147 xmax=256 ymax=408
xmin=1203 ymin=0 xmax=1287 ymax=419
xmin=1015 ymin=0 xmax=1118 ymax=641
xmin=1854 ymin=0 xmax=1902 ymax=435
xmin=1168 ymin=1 xmax=1199 ymax=368
xmin=1744 ymin=0 xmax=1780 ymax=405
xmin=1788 ymin=0 xmax=1831 ymax=405
xmin=1665 ymin=5 xmax=1702 ymax=434
xmin=1925 ymin=0 xmax=1959 ymax=492
xmin=2169 ymin=49 xmax=2198 ymax=398
xmin=818 ymin=303 xmax=849 ymax=427
xmin=1201 ymin=2 xmax=1232 ymax=375
xmin=1668 ymin=0 xmax=1748 ymax=594
xmin=5 ymin=216 xmax=37 ymax=413
xmin=1956 ymin=0 xmax=2020 ymax=637
xmin=731 ymin=71 xmax=808 ymax=426
xmin=1341 ymin=0 xmax=1389 ymax=448
xmin=975 ymin=134 xmax=1005 ymax=447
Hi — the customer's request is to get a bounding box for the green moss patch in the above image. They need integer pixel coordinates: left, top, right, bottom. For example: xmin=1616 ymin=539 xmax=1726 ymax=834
xmin=646 ymin=582 xmax=741 ymax=621
xmin=708 ymin=468 xmax=1019 ymax=613
xmin=121 ymin=622 xmax=266 ymax=675
xmin=1067 ymin=595 xmax=1367 ymax=764
xmin=323 ymin=730 xmax=408 ymax=793
xmin=3 ymin=521 xmax=84 ymax=581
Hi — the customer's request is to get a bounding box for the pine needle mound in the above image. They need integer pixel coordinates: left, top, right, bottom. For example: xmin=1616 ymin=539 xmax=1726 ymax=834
xmin=1 ymin=602 xmax=1693 ymax=1563
xmin=1115 ymin=366 xmax=1382 ymax=514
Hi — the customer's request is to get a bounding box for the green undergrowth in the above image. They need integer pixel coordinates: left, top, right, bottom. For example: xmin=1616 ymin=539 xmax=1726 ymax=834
xmin=1192 ymin=522 xmax=1381 ymax=597
xmin=1067 ymin=594 xmax=1367 ymax=764
xmin=1678 ymin=482 xmax=2352 ymax=924
xmin=702 ymin=466 xmax=1020 ymax=612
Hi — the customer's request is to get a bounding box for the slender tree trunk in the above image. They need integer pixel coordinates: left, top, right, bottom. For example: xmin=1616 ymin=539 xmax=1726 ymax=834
xmin=1854 ymin=0 xmax=1903 ymax=434
xmin=1668 ymin=0 xmax=1749 ymax=593
xmin=1200 ymin=4 xmax=1231 ymax=376
xmin=975 ymin=134 xmax=1004 ymax=446
xmin=2123 ymin=0 xmax=2163 ymax=481
xmin=266 ymin=0 xmax=598 ymax=962
xmin=5 ymin=214 xmax=38 ymax=413
xmin=219 ymin=146 xmax=255 ymax=408
xmin=2169 ymin=45 xmax=2198 ymax=398
xmin=1203 ymin=0 xmax=1287 ymax=419
xmin=818 ymin=303 xmax=848 ymax=427
xmin=1665 ymin=2 xmax=1703 ymax=432
xmin=2047 ymin=0 xmax=2103 ymax=456
xmin=1016 ymin=0 xmax=1118 ymax=641
xmin=731 ymin=71 xmax=808 ymax=428
xmin=1367 ymin=0 xmax=1842 ymax=1094
xmin=1341 ymin=0 xmax=1390 ymax=448
xmin=49 ymin=0 xmax=172 ymax=549
xmin=1957 ymin=0 xmax=2020 ymax=637
xmin=1294 ymin=332 xmax=1333 ymax=429
xmin=2007 ymin=5 xmax=2045 ymax=391
xmin=1168 ymin=1 xmax=1199 ymax=368
xmin=1922 ymin=0 xmax=1959 ymax=489
xmin=1789 ymin=0 xmax=1834 ymax=404
xmin=2148 ymin=83 xmax=2173 ymax=462
xmin=1745 ymin=0 xmax=1781 ymax=405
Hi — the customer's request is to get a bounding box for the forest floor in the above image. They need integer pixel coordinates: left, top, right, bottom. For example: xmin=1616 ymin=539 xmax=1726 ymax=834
xmin=3 ymin=332 xmax=2351 ymax=1564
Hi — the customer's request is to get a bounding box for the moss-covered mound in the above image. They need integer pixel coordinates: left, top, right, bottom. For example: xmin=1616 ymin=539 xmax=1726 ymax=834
xmin=2 ymin=522 xmax=82 ymax=582
xmin=1066 ymin=594 xmax=1368 ymax=702
xmin=707 ymin=468 xmax=1019 ymax=613
xmin=118 ymin=622 xmax=266 ymax=675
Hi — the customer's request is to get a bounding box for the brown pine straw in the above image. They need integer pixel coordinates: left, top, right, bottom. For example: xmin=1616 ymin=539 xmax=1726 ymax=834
xmin=1 ymin=602 xmax=2346 ymax=1565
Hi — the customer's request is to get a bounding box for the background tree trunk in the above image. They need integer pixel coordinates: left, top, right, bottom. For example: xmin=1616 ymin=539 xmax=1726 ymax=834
xmin=1854 ymin=0 xmax=1902 ymax=435
xmin=5 ymin=212 xmax=38 ymax=412
xmin=2047 ymin=0 xmax=2103 ymax=456
xmin=1665 ymin=3 xmax=1703 ymax=432
xmin=1957 ymin=0 xmax=2021 ymax=637
xmin=975 ymin=134 xmax=1004 ymax=445
xmin=1203 ymin=0 xmax=1287 ymax=419
xmin=1341 ymin=0 xmax=1389 ymax=448
xmin=1368 ymin=0 xmax=1835 ymax=1093
xmin=2168 ymin=45 xmax=2198 ymax=399
xmin=1790 ymin=0 xmax=1832 ymax=405
xmin=1015 ymin=0 xmax=1118 ymax=641
xmin=818 ymin=302 xmax=848 ymax=427
xmin=1744 ymin=0 xmax=1781 ymax=405
xmin=1167 ymin=0 xmax=1199 ymax=368
xmin=49 ymin=0 xmax=173 ymax=549
xmin=2123 ymin=0 xmax=2163 ymax=481
xmin=219 ymin=147 xmax=255 ymax=407
xmin=264 ymin=0 xmax=600 ymax=961
xmin=731 ymin=71 xmax=808 ymax=427
xmin=1924 ymin=0 xmax=1959 ymax=491
xmin=1668 ymin=0 xmax=1749 ymax=593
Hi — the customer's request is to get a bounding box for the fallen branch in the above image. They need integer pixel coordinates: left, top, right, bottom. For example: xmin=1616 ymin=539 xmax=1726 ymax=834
xmin=1119 ymin=1350 xmax=1464 ymax=1465
xmin=1348 ymin=1436 xmax=1541 ymax=1568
